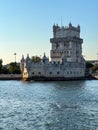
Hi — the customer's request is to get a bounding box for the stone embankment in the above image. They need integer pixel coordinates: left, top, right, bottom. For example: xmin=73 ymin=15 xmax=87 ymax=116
xmin=0 ymin=74 xmax=22 ymax=80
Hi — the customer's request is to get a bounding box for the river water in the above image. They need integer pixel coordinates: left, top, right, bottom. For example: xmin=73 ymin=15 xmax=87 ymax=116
xmin=0 ymin=80 xmax=98 ymax=130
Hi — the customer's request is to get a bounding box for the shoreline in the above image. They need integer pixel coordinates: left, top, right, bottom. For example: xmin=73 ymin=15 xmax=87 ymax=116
xmin=0 ymin=74 xmax=97 ymax=81
xmin=0 ymin=74 xmax=22 ymax=80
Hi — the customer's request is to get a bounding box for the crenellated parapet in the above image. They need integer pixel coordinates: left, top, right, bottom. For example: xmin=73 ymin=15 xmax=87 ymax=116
xmin=53 ymin=22 xmax=80 ymax=39
xmin=53 ymin=22 xmax=80 ymax=32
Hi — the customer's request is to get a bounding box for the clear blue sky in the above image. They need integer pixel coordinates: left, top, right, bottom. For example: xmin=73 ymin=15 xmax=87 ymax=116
xmin=0 ymin=0 xmax=98 ymax=64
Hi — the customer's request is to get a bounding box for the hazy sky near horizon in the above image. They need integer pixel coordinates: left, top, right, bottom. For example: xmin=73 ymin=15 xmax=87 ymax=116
xmin=0 ymin=0 xmax=98 ymax=64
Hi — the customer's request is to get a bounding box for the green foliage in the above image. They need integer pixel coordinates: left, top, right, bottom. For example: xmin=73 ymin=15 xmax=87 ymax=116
xmin=0 ymin=59 xmax=3 ymax=74
xmin=0 ymin=59 xmax=21 ymax=74
xmin=86 ymin=62 xmax=93 ymax=68
xmin=8 ymin=62 xmax=21 ymax=74
xmin=0 ymin=59 xmax=3 ymax=68
xmin=1 ymin=67 xmax=9 ymax=74
xmin=92 ymin=64 xmax=98 ymax=72
xmin=31 ymin=56 xmax=41 ymax=63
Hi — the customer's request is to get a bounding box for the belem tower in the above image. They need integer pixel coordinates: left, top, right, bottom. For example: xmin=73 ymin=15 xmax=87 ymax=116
xmin=20 ymin=22 xmax=86 ymax=81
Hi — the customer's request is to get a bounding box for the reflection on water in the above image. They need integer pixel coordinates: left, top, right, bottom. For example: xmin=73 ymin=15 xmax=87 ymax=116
xmin=0 ymin=80 xmax=98 ymax=130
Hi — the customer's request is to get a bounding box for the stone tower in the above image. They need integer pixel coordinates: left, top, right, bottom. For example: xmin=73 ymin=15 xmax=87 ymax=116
xmin=50 ymin=23 xmax=83 ymax=63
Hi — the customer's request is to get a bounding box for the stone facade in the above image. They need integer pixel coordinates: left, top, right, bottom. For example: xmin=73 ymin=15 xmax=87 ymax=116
xmin=20 ymin=23 xmax=85 ymax=81
xmin=50 ymin=22 xmax=83 ymax=63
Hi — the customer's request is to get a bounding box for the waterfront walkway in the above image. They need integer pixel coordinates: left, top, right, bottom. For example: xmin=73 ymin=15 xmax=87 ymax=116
xmin=0 ymin=74 xmax=22 ymax=80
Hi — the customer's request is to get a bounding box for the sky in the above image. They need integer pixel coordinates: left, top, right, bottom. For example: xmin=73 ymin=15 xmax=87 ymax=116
xmin=0 ymin=0 xmax=98 ymax=64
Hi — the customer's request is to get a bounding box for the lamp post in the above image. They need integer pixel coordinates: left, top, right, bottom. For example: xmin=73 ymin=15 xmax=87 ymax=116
xmin=14 ymin=53 xmax=16 ymax=63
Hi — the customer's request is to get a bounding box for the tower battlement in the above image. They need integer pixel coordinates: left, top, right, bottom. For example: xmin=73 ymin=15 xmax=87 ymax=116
xmin=53 ymin=22 xmax=80 ymax=38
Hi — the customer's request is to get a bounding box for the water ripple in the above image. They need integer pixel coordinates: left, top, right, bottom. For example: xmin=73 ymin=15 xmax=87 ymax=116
xmin=0 ymin=80 xmax=98 ymax=129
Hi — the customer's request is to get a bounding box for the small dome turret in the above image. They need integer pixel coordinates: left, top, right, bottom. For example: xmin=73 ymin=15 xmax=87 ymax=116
xmin=26 ymin=54 xmax=31 ymax=70
xmin=20 ymin=55 xmax=26 ymax=73
xmin=26 ymin=54 xmax=30 ymax=61
xmin=21 ymin=55 xmax=25 ymax=62
xmin=69 ymin=22 xmax=72 ymax=27
xmin=42 ymin=53 xmax=49 ymax=64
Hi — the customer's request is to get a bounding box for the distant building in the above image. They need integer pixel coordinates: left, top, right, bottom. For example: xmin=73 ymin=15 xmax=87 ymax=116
xmin=20 ymin=23 xmax=86 ymax=81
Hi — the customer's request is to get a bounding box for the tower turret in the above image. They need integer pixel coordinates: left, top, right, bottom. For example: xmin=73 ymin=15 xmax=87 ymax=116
xmin=42 ymin=53 xmax=49 ymax=64
xmin=20 ymin=55 xmax=25 ymax=73
xmin=26 ymin=54 xmax=31 ymax=70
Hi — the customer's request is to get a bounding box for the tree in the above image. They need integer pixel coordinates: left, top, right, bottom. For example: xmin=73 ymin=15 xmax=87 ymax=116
xmin=31 ymin=56 xmax=41 ymax=63
xmin=1 ymin=67 xmax=9 ymax=74
xmin=0 ymin=59 xmax=3 ymax=74
xmin=0 ymin=59 xmax=2 ymax=68
xmin=92 ymin=64 xmax=98 ymax=72
xmin=8 ymin=62 xmax=21 ymax=74
xmin=86 ymin=62 xmax=93 ymax=69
